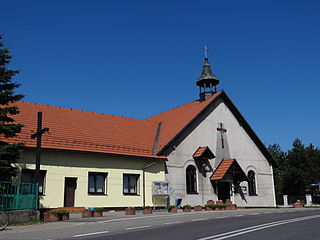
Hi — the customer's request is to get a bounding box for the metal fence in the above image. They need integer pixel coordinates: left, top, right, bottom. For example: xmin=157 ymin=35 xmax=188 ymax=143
xmin=0 ymin=181 xmax=38 ymax=210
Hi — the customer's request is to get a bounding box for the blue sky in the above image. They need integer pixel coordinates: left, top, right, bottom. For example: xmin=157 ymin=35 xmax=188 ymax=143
xmin=1 ymin=0 xmax=319 ymax=150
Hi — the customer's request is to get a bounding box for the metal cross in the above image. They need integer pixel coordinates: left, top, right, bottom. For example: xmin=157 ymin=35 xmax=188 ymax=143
xmin=204 ymin=46 xmax=209 ymax=58
xmin=217 ymin=123 xmax=227 ymax=149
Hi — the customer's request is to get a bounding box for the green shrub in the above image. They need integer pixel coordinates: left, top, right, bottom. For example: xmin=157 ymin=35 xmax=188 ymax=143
xmin=49 ymin=209 xmax=69 ymax=216
xmin=144 ymin=206 xmax=151 ymax=209
xmin=183 ymin=204 xmax=191 ymax=209
xmin=92 ymin=208 xmax=103 ymax=212
xmin=168 ymin=205 xmax=176 ymax=210
xmin=205 ymin=204 xmax=215 ymax=209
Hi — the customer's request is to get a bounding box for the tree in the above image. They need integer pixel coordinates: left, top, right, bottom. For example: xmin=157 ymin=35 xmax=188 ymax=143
xmin=268 ymin=143 xmax=286 ymax=204
xmin=0 ymin=34 xmax=24 ymax=181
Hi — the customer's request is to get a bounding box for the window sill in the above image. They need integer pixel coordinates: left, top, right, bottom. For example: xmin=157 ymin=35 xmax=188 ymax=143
xmin=88 ymin=193 xmax=107 ymax=196
xmin=123 ymin=193 xmax=140 ymax=196
xmin=187 ymin=192 xmax=199 ymax=195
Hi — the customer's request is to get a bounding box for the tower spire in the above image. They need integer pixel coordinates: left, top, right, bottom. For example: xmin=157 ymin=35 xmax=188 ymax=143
xmin=196 ymin=47 xmax=219 ymax=101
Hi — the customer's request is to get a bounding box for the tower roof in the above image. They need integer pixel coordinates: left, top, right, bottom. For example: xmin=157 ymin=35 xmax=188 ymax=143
xmin=196 ymin=58 xmax=219 ymax=87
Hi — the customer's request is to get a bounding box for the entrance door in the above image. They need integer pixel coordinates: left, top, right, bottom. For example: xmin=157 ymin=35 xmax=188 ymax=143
xmin=64 ymin=177 xmax=77 ymax=207
xmin=217 ymin=182 xmax=230 ymax=202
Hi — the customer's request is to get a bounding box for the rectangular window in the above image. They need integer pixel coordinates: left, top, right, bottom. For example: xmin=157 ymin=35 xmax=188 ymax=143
xmin=88 ymin=172 xmax=107 ymax=195
xmin=123 ymin=174 xmax=139 ymax=195
xmin=21 ymin=169 xmax=46 ymax=195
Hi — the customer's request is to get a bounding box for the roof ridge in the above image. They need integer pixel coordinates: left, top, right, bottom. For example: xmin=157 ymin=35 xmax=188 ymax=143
xmin=18 ymin=101 xmax=147 ymax=121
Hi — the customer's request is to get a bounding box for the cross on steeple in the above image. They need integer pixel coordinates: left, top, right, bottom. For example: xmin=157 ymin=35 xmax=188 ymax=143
xmin=217 ymin=123 xmax=227 ymax=149
xmin=204 ymin=46 xmax=209 ymax=58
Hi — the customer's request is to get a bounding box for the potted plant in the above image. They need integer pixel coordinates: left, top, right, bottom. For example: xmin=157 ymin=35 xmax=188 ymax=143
xmin=168 ymin=205 xmax=177 ymax=213
xmin=293 ymin=200 xmax=304 ymax=208
xmin=82 ymin=208 xmax=93 ymax=218
xmin=204 ymin=204 xmax=215 ymax=211
xmin=125 ymin=207 xmax=135 ymax=215
xmin=194 ymin=205 xmax=203 ymax=211
xmin=207 ymin=200 xmax=215 ymax=205
xmin=182 ymin=205 xmax=191 ymax=212
xmin=143 ymin=206 xmax=152 ymax=214
xmin=92 ymin=208 xmax=103 ymax=217
xmin=48 ymin=209 xmax=69 ymax=221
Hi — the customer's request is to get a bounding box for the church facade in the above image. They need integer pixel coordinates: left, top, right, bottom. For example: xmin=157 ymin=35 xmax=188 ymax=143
xmin=9 ymin=56 xmax=276 ymax=209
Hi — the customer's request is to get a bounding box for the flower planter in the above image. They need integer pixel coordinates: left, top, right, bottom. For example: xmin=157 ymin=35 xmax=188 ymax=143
xmin=168 ymin=207 xmax=177 ymax=213
xmin=216 ymin=200 xmax=224 ymax=205
xmin=293 ymin=200 xmax=304 ymax=208
xmin=82 ymin=210 xmax=93 ymax=218
xmin=125 ymin=207 xmax=135 ymax=215
xmin=194 ymin=205 xmax=203 ymax=211
xmin=143 ymin=208 xmax=153 ymax=214
xmin=62 ymin=213 xmax=69 ymax=221
xmin=205 ymin=206 xmax=214 ymax=211
xmin=225 ymin=199 xmax=233 ymax=205
xmin=93 ymin=211 xmax=103 ymax=217
xmin=49 ymin=213 xmax=60 ymax=222
xmin=183 ymin=208 xmax=191 ymax=212
xmin=207 ymin=200 xmax=215 ymax=205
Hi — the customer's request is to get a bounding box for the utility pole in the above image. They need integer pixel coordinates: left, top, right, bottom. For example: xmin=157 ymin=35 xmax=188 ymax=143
xmin=31 ymin=112 xmax=49 ymax=208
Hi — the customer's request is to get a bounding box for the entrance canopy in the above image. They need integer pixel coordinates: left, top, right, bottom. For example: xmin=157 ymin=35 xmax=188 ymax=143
xmin=210 ymin=159 xmax=248 ymax=182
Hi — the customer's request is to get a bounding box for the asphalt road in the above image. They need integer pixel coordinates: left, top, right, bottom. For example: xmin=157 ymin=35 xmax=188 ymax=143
xmin=1 ymin=208 xmax=320 ymax=240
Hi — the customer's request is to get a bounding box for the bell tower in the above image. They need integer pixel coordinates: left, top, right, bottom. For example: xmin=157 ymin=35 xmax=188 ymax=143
xmin=196 ymin=47 xmax=220 ymax=101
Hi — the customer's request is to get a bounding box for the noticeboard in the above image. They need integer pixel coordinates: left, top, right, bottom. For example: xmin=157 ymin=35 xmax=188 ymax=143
xmin=152 ymin=182 xmax=169 ymax=195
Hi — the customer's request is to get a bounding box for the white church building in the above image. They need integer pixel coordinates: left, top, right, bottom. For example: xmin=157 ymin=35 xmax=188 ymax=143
xmin=147 ymin=57 xmax=277 ymax=207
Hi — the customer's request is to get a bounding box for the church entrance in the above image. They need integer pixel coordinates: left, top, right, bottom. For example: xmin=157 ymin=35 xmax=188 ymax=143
xmin=217 ymin=182 xmax=230 ymax=202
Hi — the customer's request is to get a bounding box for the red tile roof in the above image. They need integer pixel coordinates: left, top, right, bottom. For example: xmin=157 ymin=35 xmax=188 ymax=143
xmin=210 ymin=159 xmax=235 ymax=180
xmin=193 ymin=147 xmax=207 ymax=158
xmin=146 ymin=92 xmax=222 ymax=152
xmin=192 ymin=146 xmax=215 ymax=159
xmin=4 ymin=92 xmax=222 ymax=159
xmin=9 ymin=102 xmax=164 ymax=159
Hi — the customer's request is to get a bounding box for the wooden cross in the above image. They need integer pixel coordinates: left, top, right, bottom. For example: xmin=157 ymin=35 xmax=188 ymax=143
xmin=217 ymin=123 xmax=227 ymax=149
xmin=204 ymin=46 xmax=209 ymax=58
xmin=31 ymin=112 xmax=49 ymax=186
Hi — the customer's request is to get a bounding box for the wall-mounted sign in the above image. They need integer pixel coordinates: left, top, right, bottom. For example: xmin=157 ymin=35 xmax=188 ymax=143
xmin=241 ymin=186 xmax=247 ymax=194
xmin=152 ymin=182 xmax=169 ymax=195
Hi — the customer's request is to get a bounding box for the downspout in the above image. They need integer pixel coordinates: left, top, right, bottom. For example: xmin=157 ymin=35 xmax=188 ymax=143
xmin=142 ymin=161 xmax=157 ymax=208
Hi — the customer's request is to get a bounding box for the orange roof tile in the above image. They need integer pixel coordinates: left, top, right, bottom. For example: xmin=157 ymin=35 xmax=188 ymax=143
xmin=210 ymin=159 xmax=235 ymax=180
xmin=193 ymin=147 xmax=207 ymax=158
xmin=3 ymin=92 xmax=221 ymax=159
xmin=146 ymin=91 xmax=222 ymax=152
xmin=192 ymin=146 xmax=215 ymax=159
xmin=7 ymin=102 xmax=165 ymax=159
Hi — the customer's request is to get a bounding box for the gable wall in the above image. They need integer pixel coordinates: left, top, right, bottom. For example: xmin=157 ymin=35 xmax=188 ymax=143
xmin=166 ymin=98 xmax=276 ymax=207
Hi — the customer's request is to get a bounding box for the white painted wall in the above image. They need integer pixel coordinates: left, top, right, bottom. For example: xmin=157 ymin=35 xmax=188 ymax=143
xmin=166 ymin=99 xmax=276 ymax=207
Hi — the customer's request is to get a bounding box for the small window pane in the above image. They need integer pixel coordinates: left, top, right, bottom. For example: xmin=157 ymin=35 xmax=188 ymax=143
xmin=96 ymin=175 xmax=104 ymax=193
xmin=88 ymin=175 xmax=95 ymax=193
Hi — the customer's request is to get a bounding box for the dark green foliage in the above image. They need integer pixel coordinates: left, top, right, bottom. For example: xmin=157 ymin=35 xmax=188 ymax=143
xmin=0 ymin=34 xmax=24 ymax=181
xmin=92 ymin=207 xmax=103 ymax=212
xmin=269 ymin=139 xmax=320 ymax=204
xmin=48 ymin=209 xmax=69 ymax=216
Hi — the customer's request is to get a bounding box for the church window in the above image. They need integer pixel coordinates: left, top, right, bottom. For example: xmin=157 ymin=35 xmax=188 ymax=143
xmin=186 ymin=165 xmax=197 ymax=194
xmin=123 ymin=174 xmax=140 ymax=195
xmin=248 ymin=170 xmax=257 ymax=196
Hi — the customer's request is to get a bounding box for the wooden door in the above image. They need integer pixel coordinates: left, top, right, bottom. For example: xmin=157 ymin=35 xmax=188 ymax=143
xmin=217 ymin=182 xmax=230 ymax=202
xmin=64 ymin=177 xmax=77 ymax=207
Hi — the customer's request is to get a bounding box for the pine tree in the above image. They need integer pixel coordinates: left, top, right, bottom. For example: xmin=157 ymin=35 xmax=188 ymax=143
xmin=0 ymin=34 xmax=24 ymax=181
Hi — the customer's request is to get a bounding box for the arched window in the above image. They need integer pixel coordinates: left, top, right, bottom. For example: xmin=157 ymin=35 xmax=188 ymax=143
xmin=248 ymin=170 xmax=257 ymax=196
xmin=186 ymin=165 xmax=197 ymax=194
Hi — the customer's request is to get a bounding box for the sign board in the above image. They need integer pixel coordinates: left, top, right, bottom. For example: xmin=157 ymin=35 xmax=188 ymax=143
xmin=152 ymin=181 xmax=169 ymax=195
xmin=241 ymin=186 xmax=247 ymax=194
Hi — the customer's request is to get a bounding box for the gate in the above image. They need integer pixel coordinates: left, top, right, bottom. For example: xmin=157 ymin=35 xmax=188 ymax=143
xmin=0 ymin=182 xmax=38 ymax=210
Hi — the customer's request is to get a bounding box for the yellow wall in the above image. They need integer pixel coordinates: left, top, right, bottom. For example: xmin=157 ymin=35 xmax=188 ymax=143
xmin=16 ymin=150 xmax=166 ymax=208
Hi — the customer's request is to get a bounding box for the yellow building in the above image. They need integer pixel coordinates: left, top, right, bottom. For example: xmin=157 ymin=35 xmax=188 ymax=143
xmin=11 ymin=102 xmax=167 ymax=209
